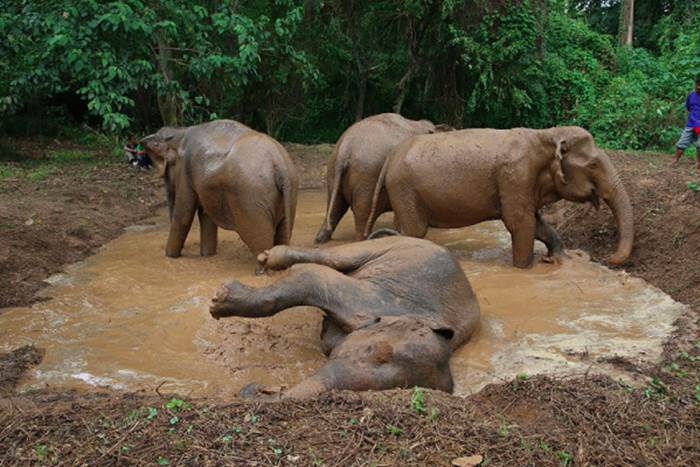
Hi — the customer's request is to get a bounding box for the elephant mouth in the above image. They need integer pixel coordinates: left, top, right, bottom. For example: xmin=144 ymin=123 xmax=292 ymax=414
xmin=588 ymin=191 xmax=601 ymax=210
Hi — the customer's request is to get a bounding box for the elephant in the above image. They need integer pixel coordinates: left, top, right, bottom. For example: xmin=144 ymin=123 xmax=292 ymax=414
xmin=209 ymin=231 xmax=480 ymax=399
xmin=314 ymin=113 xmax=452 ymax=244
xmin=364 ymin=126 xmax=633 ymax=268
xmin=141 ymin=119 xmax=299 ymax=272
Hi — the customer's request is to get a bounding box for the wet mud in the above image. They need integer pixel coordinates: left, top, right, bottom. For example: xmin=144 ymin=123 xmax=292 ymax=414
xmin=0 ymin=191 xmax=686 ymax=397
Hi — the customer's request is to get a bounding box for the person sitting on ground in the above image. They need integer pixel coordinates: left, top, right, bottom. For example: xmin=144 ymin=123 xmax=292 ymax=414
xmin=135 ymin=143 xmax=153 ymax=170
xmin=672 ymin=76 xmax=700 ymax=170
xmin=123 ymin=134 xmax=139 ymax=165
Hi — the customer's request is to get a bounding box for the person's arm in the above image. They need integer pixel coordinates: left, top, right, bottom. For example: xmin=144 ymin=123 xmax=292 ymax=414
xmin=687 ymin=94 xmax=691 ymax=112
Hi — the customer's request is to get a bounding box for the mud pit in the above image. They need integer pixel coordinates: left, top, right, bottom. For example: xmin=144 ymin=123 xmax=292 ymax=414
xmin=0 ymin=191 xmax=685 ymax=398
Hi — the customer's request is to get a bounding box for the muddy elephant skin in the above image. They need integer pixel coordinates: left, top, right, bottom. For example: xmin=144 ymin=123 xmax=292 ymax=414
xmin=315 ymin=113 xmax=451 ymax=244
xmin=365 ymin=126 xmax=634 ymax=268
xmin=141 ymin=120 xmax=299 ymax=268
xmin=209 ymin=235 xmax=480 ymax=399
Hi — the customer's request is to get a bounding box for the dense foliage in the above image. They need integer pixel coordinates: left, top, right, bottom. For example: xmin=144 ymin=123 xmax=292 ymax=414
xmin=0 ymin=0 xmax=698 ymax=149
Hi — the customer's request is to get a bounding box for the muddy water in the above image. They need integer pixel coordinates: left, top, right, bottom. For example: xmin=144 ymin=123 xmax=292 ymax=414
xmin=0 ymin=191 xmax=685 ymax=397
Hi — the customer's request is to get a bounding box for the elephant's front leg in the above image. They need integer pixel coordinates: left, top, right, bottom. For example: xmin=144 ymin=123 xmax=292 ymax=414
xmin=535 ymin=212 xmax=565 ymax=263
xmin=502 ymin=206 xmax=536 ymax=268
xmin=166 ymin=185 xmax=198 ymax=258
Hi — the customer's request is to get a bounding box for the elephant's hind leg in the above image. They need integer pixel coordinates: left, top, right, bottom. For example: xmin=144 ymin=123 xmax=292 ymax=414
xmin=391 ymin=189 xmax=429 ymax=238
xmin=198 ymin=208 xmax=218 ymax=256
xmin=211 ymin=263 xmax=385 ymax=331
xmin=315 ymin=191 xmax=349 ymax=244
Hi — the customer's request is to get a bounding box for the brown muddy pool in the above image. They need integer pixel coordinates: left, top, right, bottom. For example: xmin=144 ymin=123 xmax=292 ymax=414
xmin=0 ymin=191 xmax=685 ymax=398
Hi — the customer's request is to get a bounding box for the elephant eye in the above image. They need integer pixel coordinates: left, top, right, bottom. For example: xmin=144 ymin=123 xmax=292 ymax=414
xmin=588 ymin=160 xmax=599 ymax=169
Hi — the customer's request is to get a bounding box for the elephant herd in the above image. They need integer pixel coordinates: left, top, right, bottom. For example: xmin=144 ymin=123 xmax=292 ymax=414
xmin=141 ymin=114 xmax=633 ymax=400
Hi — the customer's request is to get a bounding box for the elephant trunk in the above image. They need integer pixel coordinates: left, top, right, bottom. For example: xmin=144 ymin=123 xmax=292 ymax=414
xmin=598 ymin=165 xmax=634 ymax=265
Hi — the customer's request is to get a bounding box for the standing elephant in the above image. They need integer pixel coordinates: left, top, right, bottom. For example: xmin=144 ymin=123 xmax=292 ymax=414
xmin=315 ymin=113 xmax=451 ymax=243
xmin=365 ymin=126 xmax=633 ymax=268
xmin=209 ymin=232 xmax=480 ymax=399
xmin=141 ymin=120 xmax=298 ymax=271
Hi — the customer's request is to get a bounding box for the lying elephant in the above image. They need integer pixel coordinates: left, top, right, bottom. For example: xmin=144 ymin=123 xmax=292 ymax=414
xmin=209 ymin=232 xmax=480 ymax=399
xmin=315 ymin=113 xmax=451 ymax=244
xmin=141 ymin=120 xmax=298 ymax=269
xmin=365 ymin=126 xmax=633 ymax=268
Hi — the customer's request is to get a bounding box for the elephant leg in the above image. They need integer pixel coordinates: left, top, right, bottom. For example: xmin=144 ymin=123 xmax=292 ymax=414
xmin=258 ymin=242 xmax=393 ymax=273
xmin=502 ymin=208 xmax=536 ymax=269
xmin=166 ymin=185 xmax=198 ymax=258
xmin=315 ymin=192 xmax=349 ymax=244
xmin=392 ymin=191 xmax=429 ymax=238
xmin=235 ymin=214 xmax=275 ymax=274
xmin=198 ymin=208 xmax=218 ymax=257
xmin=320 ymin=317 xmax=347 ymax=356
xmin=274 ymin=216 xmax=292 ymax=246
xmin=535 ymin=212 xmax=564 ymax=259
xmin=210 ymin=263 xmax=385 ymax=331
xmin=352 ymin=185 xmax=388 ymax=241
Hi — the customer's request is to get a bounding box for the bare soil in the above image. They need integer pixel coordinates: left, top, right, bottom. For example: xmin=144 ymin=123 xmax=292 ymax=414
xmin=1 ymin=142 xmax=699 ymax=465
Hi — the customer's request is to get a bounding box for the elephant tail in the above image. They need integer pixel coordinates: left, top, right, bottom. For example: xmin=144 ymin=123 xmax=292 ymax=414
xmin=363 ymin=157 xmax=390 ymax=238
xmin=367 ymin=228 xmax=399 ymax=239
xmin=322 ymin=155 xmax=347 ymax=235
xmin=275 ymin=155 xmax=298 ymax=245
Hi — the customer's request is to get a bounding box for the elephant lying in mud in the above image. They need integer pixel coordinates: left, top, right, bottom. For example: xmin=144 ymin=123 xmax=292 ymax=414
xmin=315 ymin=113 xmax=452 ymax=244
xmin=209 ymin=232 xmax=480 ymax=399
xmin=365 ymin=126 xmax=633 ymax=268
xmin=141 ymin=120 xmax=298 ymax=270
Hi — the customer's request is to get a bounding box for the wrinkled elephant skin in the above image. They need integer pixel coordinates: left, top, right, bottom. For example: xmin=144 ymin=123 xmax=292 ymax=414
xmin=141 ymin=120 xmax=298 ymax=268
xmin=315 ymin=113 xmax=451 ymax=243
xmin=209 ymin=235 xmax=480 ymax=399
xmin=366 ymin=126 xmax=634 ymax=268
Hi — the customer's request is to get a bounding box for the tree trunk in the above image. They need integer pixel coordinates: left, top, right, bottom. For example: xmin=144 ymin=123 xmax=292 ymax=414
xmin=156 ymin=33 xmax=179 ymax=126
xmin=355 ymin=71 xmax=367 ymax=122
xmin=620 ymin=0 xmax=634 ymax=47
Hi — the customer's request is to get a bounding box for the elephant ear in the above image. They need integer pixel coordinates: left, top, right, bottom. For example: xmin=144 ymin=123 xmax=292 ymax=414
xmin=553 ymin=138 xmax=568 ymax=185
xmin=159 ymin=147 xmax=177 ymax=178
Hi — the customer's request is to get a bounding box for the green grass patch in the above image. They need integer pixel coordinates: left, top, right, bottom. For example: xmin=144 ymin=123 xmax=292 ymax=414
xmin=27 ymin=165 xmax=56 ymax=181
xmin=46 ymin=148 xmax=100 ymax=164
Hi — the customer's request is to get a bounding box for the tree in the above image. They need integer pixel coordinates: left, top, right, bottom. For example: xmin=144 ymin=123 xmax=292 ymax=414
xmin=620 ymin=0 xmax=635 ymax=46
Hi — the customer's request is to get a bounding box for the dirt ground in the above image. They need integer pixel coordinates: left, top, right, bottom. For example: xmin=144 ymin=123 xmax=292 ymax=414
xmin=0 ymin=140 xmax=699 ymax=465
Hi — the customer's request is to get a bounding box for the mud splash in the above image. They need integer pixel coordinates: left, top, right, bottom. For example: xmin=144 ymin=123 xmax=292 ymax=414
xmin=0 ymin=191 xmax=685 ymax=397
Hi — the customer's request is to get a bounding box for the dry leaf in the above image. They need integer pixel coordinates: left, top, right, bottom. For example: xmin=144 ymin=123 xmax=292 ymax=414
xmin=451 ymin=454 xmax=483 ymax=466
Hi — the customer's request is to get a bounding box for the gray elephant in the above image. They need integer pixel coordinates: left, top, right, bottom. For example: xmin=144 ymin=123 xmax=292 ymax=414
xmin=209 ymin=232 xmax=480 ymax=399
xmin=315 ymin=113 xmax=451 ymax=243
xmin=141 ymin=120 xmax=298 ymax=271
xmin=365 ymin=126 xmax=633 ymax=268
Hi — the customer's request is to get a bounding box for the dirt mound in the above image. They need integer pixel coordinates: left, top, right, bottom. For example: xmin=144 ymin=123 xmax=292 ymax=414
xmin=0 ymin=345 xmax=43 ymax=393
xmin=0 ymin=149 xmax=163 ymax=308
xmin=1 ymin=374 xmax=698 ymax=465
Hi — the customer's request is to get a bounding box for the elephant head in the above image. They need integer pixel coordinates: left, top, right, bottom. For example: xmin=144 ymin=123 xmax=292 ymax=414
xmin=140 ymin=128 xmax=185 ymax=219
xmin=139 ymin=127 xmax=183 ymax=178
xmin=546 ymin=126 xmax=634 ymax=265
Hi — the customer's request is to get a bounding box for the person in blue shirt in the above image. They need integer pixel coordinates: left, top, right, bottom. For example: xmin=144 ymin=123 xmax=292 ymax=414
xmin=672 ymin=77 xmax=700 ymax=170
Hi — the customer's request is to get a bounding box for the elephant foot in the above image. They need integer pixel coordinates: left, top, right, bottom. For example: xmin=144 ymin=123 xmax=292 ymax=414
xmin=239 ymin=383 xmax=283 ymax=401
xmin=256 ymin=246 xmax=292 ymax=272
xmin=209 ymin=281 xmax=254 ymax=320
xmin=315 ymin=228 xmax=332 ymax=244
xmin=540 ymin=251 xmax=568 ymax=265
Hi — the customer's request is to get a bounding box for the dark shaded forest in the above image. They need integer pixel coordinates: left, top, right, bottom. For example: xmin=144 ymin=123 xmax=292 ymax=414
xmin=1 ymin=0 xmax=698 ymax=149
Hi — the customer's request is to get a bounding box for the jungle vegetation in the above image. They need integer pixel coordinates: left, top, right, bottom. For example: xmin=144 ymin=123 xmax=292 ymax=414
xmin=0 ymin=0 xmax=698 ymax=150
